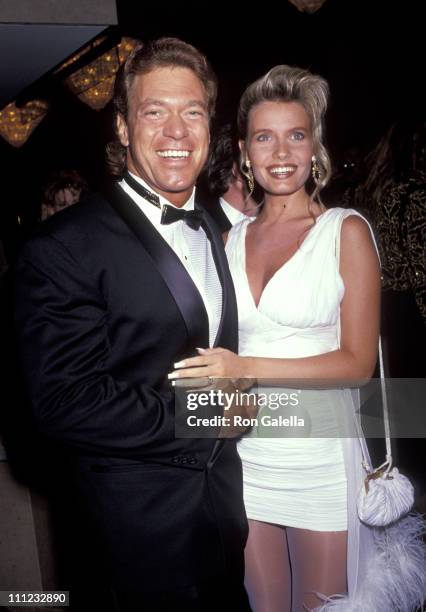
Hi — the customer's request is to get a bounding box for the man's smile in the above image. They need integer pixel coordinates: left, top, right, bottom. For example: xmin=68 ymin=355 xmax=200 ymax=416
xmin=157 ymin=150 xmax=192 ymax=159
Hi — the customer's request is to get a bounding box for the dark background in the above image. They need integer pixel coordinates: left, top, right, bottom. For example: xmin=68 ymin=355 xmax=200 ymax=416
xmin=0 ymin=0 xmax=423 ymax=243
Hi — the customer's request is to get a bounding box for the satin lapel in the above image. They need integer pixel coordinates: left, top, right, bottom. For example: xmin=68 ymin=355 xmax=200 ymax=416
xmin=104 ymin=183 xmax=209 ymax=348
xmin=198 ymin=208 xmax=239 ymax=467
xmin=199 ymin=207 xmax=238 ymax=352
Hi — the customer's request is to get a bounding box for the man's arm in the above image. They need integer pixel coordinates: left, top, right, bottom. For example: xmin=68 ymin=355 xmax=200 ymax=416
xmin=15 ymin=233 xmax=177 ymax=458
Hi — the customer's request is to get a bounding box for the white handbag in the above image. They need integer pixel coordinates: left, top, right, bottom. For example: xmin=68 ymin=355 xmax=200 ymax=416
xmin=356 ymin=338 xmax=415 ymax=527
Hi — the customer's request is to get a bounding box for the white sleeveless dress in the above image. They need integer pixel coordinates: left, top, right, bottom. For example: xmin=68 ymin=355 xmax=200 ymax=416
xmin=226 ymin=207 xmax=353 ymax=531
xmin=226 ymin=207 xmax=426 ymax=609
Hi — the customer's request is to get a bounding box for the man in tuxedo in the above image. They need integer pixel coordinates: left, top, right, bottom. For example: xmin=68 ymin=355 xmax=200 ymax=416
xmin=198 ymin=124 xmax=257 ymax=232
xmin=15 ymin=38 xmax=250 ymax=611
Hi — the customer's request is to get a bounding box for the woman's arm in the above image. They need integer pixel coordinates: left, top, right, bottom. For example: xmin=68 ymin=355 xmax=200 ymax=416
xmin=169 ymin=216 xmax=381 ymax=383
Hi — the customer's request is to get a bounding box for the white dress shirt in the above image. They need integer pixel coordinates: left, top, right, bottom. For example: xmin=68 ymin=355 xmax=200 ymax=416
xmin=219 ymin=197 xmax=251 ymax=226
xmin=119 ymin=172 xmax=222 ymax=347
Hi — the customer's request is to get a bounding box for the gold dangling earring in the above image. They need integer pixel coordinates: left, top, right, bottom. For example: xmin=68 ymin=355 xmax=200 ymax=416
xmin=245 ymin=159 xmax=255 ymax=195
xmin=311 ymin=155 xmax=321 ymax=184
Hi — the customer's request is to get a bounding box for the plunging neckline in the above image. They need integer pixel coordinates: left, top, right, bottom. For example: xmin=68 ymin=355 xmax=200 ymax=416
xmin=242 ymin=209 xmax=332 ymax=310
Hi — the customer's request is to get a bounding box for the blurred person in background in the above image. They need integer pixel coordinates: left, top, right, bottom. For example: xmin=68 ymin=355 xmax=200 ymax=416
xmin=199 ymin=123 xmax=258 ymax=231
xmin=40 ymin=169 xmax=89 ymax=221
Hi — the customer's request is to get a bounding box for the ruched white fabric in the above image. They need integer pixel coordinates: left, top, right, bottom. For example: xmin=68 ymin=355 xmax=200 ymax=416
xmin=225 ymin=208 xmax=368 ymax=532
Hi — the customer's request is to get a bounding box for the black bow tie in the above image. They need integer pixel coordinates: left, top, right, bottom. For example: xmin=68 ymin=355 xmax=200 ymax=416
xmin=123 ymin=171 xmax=204 ymax=230
xmin=160 ymin=205 xmax=204 ymax=230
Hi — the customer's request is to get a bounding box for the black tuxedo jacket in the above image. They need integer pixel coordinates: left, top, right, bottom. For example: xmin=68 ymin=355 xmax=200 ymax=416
xmin=14 ymin=183 xmax=248 ymax=594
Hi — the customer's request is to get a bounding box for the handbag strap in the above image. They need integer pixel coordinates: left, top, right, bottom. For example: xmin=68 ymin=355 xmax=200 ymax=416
xmin=334 ymin=211 xmax=392 ymax=474
xmin=378 ymin=336 xmax=393 ymax=468
xmin=354 ymin=336 xmax=392 ymax=474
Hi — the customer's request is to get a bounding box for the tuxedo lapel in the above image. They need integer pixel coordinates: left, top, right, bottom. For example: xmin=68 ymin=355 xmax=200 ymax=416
xmin=199 ymin=207 xmax=238 ymax=353
xmin=104 ymin=183 xmax=209 ymax=349
xmin=196 ymin=205 xmax=238 ymax=467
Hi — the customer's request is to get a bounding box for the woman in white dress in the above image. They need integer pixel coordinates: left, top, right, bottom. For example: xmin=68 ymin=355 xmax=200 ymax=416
xmin=169 ymin=65 xmax=381 ymax=611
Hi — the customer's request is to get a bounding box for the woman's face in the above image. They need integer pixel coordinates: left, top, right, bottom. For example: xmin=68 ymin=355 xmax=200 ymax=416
xmin=243 ymin=100 xmax=314 ymax=197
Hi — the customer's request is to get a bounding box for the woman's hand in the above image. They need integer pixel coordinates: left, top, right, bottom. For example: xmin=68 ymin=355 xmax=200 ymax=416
xmin=168 ymin=347 xmax=251 ymax=381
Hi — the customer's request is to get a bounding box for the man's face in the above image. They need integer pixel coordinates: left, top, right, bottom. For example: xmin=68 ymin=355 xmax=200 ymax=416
xmin=117 ymin=66 xmax=210 ymax=207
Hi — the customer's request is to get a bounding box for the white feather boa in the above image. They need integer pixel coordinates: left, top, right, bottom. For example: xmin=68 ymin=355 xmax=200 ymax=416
xmin=314 ymin=513 xmax=426 ymax=612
